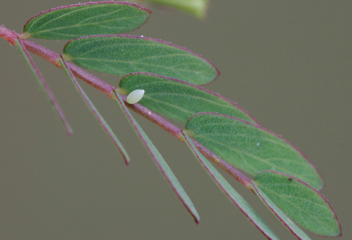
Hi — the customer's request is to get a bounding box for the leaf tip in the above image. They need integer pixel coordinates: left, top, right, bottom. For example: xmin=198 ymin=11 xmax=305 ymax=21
xmin=124 ymin=157 xmax=131 ymax=166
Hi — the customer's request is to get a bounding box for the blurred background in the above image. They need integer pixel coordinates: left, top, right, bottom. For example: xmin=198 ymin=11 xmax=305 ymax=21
xmin=1 ymin=1 xmax=351 ymax=239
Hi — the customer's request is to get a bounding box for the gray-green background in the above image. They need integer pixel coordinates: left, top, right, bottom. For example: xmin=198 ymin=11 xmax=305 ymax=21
xmin=1 ymin=1 xmax=351 ymax=239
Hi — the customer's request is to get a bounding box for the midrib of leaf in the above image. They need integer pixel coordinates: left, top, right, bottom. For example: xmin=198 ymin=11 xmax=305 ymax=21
xmin=73 ymin=57 xmax=207 ymax=75
xmin=32 ymin=7 xmax=86 ymax=31
xmin=73 ymin=8 xmax=123 ymax=24
xmin=260 ymin=184 xmax=332 ymax=222
xmin=194 ymin=121 xmax=309 ymax=155
xmin=33 ymin=15 xmax=144 ymax=35
xmin=203 ymin=131 xmax=299 ymax=151
xmin=32 ymin=4 xmax=116 ymax=31
xmin=146 ymin=92 xmax=235 ymax=110
xmin=71 ymin=41 xmax=192 ymax=57
xmin=143 ymin=96 xmax=194 ymax=115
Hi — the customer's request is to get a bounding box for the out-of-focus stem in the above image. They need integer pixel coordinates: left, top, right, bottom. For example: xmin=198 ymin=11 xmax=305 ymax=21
xmin=0 ymin=25 xmax=18 ymax=45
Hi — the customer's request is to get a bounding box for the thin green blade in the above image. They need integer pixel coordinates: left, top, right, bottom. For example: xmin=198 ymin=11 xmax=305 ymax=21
xmin=59 ymin=56 xmax=130 ymax=165
xmin=185 ymin=113 xmax=323 ymax=190
xmin=180 ymin=132 xmax=279 ymax=240
xmin=23 ymin=2 xmax=150 ymax=40
xmin=254 ymin=171 xmax=341 ymax=237
xmin=112 ymin=90 xmax=200 ymax=223
xmin=119 ymin=73 xmax=257 ymax=124
xmin=64 ymin=35 xmax=219 ymax=85
xmin=15 ymin=38 xmax=73 ymax=135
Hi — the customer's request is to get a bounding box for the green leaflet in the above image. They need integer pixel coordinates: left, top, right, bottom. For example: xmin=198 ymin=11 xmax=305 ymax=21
xmin=63 ymin=35 xmax=219 ymax=85
xmin=23 ymin=2 xmax=150 ymax=40
xmin=185 ymin=113 xmax=323 ymax=190
xmin=119 ymin=73 xmax=256 ymax=124
xmin=254 ymin=171 xmax=341 ymax=237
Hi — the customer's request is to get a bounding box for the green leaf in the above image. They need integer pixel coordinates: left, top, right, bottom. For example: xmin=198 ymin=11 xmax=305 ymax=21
xmin=119 ymin=73 xmax=257 ymax=124
xmin=64 ymin=35 xmax=219 ymax=85
xmin=251 ymin=181 xmax=312 ymax=240
xmin=139 ymin=0 xmax=209 ymax=19
xmin=112 ymin=90 xmax=200 ymax=223
xmin=23 ymin=2 xmax=150 ymax=40
xmin=180 ymin=132 xmax=279 ymax=240
xmin=253 ymin=171 xmax=341 ymax=237
xmin=185 ymin=113 xmax=323 ymax=190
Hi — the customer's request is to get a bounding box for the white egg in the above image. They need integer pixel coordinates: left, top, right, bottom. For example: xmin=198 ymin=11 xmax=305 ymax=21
xmin=126 ymin=89 xmax=145 ymax=104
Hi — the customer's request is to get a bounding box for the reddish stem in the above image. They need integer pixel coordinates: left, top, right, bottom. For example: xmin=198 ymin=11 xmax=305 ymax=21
xmin=0 ymin=25 xmax=18 ymax=45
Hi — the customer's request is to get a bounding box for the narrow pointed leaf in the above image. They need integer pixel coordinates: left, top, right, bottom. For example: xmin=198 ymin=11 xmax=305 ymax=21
xmin=15 ymin=38 xmax=73 ymax=135
xmin=23 ymin=2 xmax=150 ymax=40
xmin=119 ymin=73 xmax=257 ymax=124
xmin=141 ymin=0 xmax=209 ymax=19
xmin=251 ymin=181 xmax=312 ymax=240
xmin=254 ymin=171 xmax=341 ymax=237
xmin=185 ymin=113 xmax=323 ymax=190
xmin=64 ymin=35 xmax=219 ymax=85
xmin=59 ymin=56 xmax=130 ymax=165
xmin=180 ymin=132 xmax=279 ymax=240
xmin=112 ymin=90 xmax=200 ymax=223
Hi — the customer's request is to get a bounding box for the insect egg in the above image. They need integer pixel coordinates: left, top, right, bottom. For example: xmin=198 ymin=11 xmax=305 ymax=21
xmin=126 ymin=89 xmax=145 ymax=104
